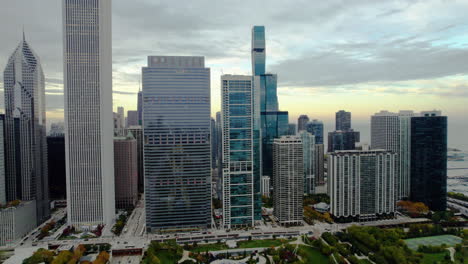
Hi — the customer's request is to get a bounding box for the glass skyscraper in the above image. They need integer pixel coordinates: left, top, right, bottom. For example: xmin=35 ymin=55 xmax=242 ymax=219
xmin=143 ymin=56 xmax=211 ymax=232
xmin=306 ymin=120 xmax=324 ymax=145
xmin=221 ymin=75 xmax=255 ymax=228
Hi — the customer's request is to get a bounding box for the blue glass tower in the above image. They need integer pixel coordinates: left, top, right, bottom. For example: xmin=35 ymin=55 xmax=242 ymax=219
xmin=306 ymin=120 xmax=324 ymax=144
xmin=251 ymin=26 xmax=266 ymax=76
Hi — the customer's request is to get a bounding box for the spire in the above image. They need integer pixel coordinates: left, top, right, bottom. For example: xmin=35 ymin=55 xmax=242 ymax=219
xmin=22 ymin=26 xmax=25 ymax=42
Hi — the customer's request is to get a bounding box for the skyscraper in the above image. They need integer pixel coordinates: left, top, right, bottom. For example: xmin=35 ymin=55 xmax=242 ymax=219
xmin=329 ymin=149 xmax=396 ymax=220
xmin=288 ymin=123 xmax=296 ymax=135
xmin=0 ymin=115 xmax=5 ymax=205
xmin=127 ymin=110 xmax=138 ymax=127
xmin=335 ymin=110 xmax=351 ymax=131
xmin=47 ymin=135 xmax=66 ymax=200
xmin=221 ymin=75 xmax=259 ymax=228
xmin=298 ymin=131 xmax=315 ymax=194
xmin=306 ymin=120 xmax=324 ymax=144
xmin=63 ymin=0 xmax=115 ymax=227
xmin=297 ymin=115 xmax=309 ymax=132
xmin=273 ymin=136 xmax=304 ymax=226
xmin=126 ymin=126 xmax=143 ymax=193
xmin=210 ymin=118 xmax=217 ymax=169
xmin=328 ymin=130 xmax=360 ymax=152
xmin=3 ymin=34 xmax=49 ymax=224
xmin=314 ymin=144 xmax=325 ymax=185
xmin=410 ymin=111 xmax=447 ymax=211
xmin=114 ymin=133 xmax=138 ymax=210
xmin=371 ymin=110 xmax=415 ymax=199
xmin=251 ymin=26 xmax=266 ymax=76
xmin=137 ymin=90 xmax=143 ymax=125
xmin=143 ymin=56 xmax=211 ymax=231
xmin=117 ymin=106 xmax=125 ymax=128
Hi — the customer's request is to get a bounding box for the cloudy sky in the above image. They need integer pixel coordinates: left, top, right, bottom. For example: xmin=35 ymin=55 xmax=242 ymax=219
xmin=1 ymin=0 xmax=467 ymax=148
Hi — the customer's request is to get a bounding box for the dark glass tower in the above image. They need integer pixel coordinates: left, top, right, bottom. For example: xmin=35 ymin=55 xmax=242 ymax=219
xmin=336 ymin=110 xmax=351 ymax=131
xmin=328 ymin=130 xmax=360 ymax=152
xmin=306 ymin=120 xmax=324 ymax=144
xmin=47 ymin=136 xmax=66 ymax=200
xmin=410 ymin=112 xmax=447 ymax=211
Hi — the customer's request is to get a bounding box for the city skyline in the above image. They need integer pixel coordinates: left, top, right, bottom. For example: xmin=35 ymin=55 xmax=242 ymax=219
xmin=0 ymin=1 xmax=467 ymax=149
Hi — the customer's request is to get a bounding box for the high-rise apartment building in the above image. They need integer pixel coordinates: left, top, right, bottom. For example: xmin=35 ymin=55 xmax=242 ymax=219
xmin=3 ymin=35 xmax=49 ymax=224
xmin=335 ymin=110 xmax=351 ymax=131
xmin=63 ymin=0 xmax=115 ymax=228
xmin=127 ymin=110 xmax=138 ymax=127
xmin=114 ymin=133 xmax=138 ymax=210
xmin=299 ymin=131 xmax=315 ymax=194
xmin=273 ymin=136 xmax=304 ymax=226
xmin=297 ymin=115 xmax=309 ymax=132
xmin=221 ymin=75 xmax=257 ymax=228
xmin=306 ymin=120 xmax=324 ymax=144
xmin=314 ymin=144 xmax=325 ymax=185
xmin=410 ymin=111 xmax=447 ymax=211
xmin=143 ymin=56 xmax=211 ymax=231
xmin=329 ymin=149 xmax=396 ymax=220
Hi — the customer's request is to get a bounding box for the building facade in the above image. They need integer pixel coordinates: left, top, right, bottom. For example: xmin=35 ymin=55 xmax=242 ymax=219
xmin=335 ymin=110 xmax=351 ymax=131
xmin=63 ymin=0 xmax=115 ymax=228
xmin=0 ymin=116 xmax=5 ymax=205
xmin=329 ymin=150 xmax=396 ymax=220
xmin=221 ymin=75 xmax=256 ymax=228
xmin=299 ymin=131 xmax=315 ymax=194
xmin=288 ymin=124 xmax=296 ymax=135
xmin=297 ymin=115 xmax=309 ymax=132
xmin=47 ymin=136 xmax=66 ymax=200
xmin=314 ymin=144 xmax=325 ymax=185
xmin=261 ymin=176 xmax=270 ymax=197
xmin=3 ymin=35 xmax=49 ymax=225
xmin=410 ymin=111 xmax=447 ymax=211
xmin=114 ymin=133 xmax=138 ymax=210
xmin=126 ymin=126 xmax=143 ymax=193
xmin=0 ymin=201 xmax=37 ymax=246
xmin=273 ymin=136 xmax=304 ymax=226
xmin=328 ymin=130 xmax=360 ymax=153
xmin=127 ymin=110 xmax=138 ymax=127
xmin=143 ymin=56 xmax=211 ymax=231
xmin=306 ymin=120 xmax=324 ymax=145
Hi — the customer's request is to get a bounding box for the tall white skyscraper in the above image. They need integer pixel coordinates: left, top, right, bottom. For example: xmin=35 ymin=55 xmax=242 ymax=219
xmin=63 ymin=0 xmax=115 ymax=228
xmin=3 ymin=35 xmax=49 ymax=224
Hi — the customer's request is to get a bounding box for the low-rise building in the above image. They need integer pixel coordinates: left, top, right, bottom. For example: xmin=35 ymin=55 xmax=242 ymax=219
xmin=0 ymin=200 xmax=37 ymax=246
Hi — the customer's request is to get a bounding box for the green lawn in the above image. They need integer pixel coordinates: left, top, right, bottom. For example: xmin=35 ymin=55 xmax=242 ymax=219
xmin=297 ymin=246 xmax=329 ymax=263
xmin=404 ymin=235 xmax=462 ymax=250
xmin=189 ymin=243 xmax=228 ymax=252
xmin=237 ymin=239 xmax=291 ymax=249
xmin=421 ymin=252 xmax=449 ymax=264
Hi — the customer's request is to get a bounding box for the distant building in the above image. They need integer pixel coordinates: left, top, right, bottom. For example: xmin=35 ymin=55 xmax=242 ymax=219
xmin=261 ymin=176 xmax=270 ymax=197
xmin=215 ymin=112 xmax=223 ymax=188
xmin=127 ymin=110 xmax=138 ymax=127
xmin=143 ymin=56 xmax=211 ymax=232
xmin=335 ymin=110 xmax=351 ymax=131
xmin=114 ymin=133 xmax=138 ymax=210
xmin=297 ymin=115 xmax=309 ymax=132
xmin=49 ymin=122 xmax=65 ymax=137
xmin=273 ymin=136 xmax=304 ymax=226
xmin=3 ymin=34 xmax=49 ymax=225
xmin=47 ymin=136 xmax=66 ymax=200
xmin=211 ymin=118 xmax=217 ymax=169
xmin=288 ymin=123 xmax=296 ymax=135
xmin=314 ymin=144 xmax=325 ymax=185
xmin=299 ymin=131 xmax=315 ymax=194
xmin=328 ymin=130 xmax=360 ymax=152
xmin=329 ymin=149 xmax=396 ymax=221
xmin=137 ymin=91 xmax=143 ymax=125
xmin=0 ymin=201 xmax=37 ymax=246
xmin=126 ymin=126 xmax=143 ymax=193
xmin=410 ymin=111 xmax=447 ymax=211
xmin=306 ymin=120 xmax=324 ymax=144
xmin=117 ymin=106 xmax=125 ymax=128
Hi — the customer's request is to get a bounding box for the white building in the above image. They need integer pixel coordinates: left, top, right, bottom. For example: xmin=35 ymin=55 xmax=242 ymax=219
xmin=329 ymin=149 xmax=396 ymax=220
xmin=371 ymin=110 xmax=416 ymax=199
xmin=0 ymin=201 xmax=36 ymax=246
xmin=261 ymin=176 xmax=270 ymax=197
xmin=63 ymin=0 xmax=115 ymax=228
xmin=273 ymin=136 xmax=304 ymax=226
xmin=3 ymin=34 xmax=49 ymax=224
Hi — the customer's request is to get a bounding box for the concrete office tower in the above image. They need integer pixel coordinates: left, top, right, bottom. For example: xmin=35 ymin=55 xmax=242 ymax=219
xmin=127 ymin=110 xmax=138 ymax=127
xmin=306 ymin=120 xmax=324 ymax=144
xmin=328 ymin=130 xmax=360 ymax=152
xmin=0 ymin=200 xmax=36 ymax=246
xmin=336 ymin=110 xmax=351 ymax=131
xmin=0 ymin=116 xmax=5 ymax=205
xmin=297 ymin=115 xmax=309 ymax=132
xmin=47 ymin=136 xmax=66 ymax=200
xmin=114 ymin=133 xmax=138 ymax=210
xmin=299 ymin=131 xmax=315 ymax=194
xmin=288 ymin=124 xmax=296 ymax=135
xmin=221 ymin=75 xmax=257 ymax=228
xmin=410 ymin=111 xmax=447 ymax=211
xmin=371 ymin=110 xmax=415 ymax=199
xmin=314 ymin=144 xmax=325 ymax=185
xmin=329 ymin=150 xmax=396 ymax=221
xmin=63 ymin=0 xmax=115 ymax=228
xmin=143 ymin=56 xmax=211 ymax=232
xmin=273 ymin=136 xmax=304 ymax=226
xmin=126 ymin=126 xmax=143 ymax=193
xmin=3 ymin=34 xmax=49 ymax=224
xmin=261 ymin=176 xmax=271 ymax=197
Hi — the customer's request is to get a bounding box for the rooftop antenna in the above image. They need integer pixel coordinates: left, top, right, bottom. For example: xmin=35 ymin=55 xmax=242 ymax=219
xmin=138 ymin=78 xmax=141 ymax=92
xmin=22 ymin=25 xmax=25 ymax=41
